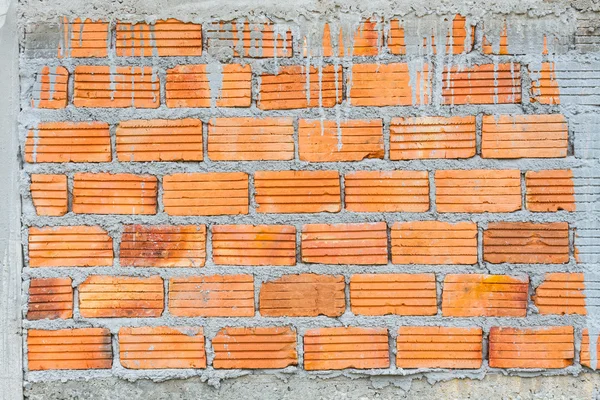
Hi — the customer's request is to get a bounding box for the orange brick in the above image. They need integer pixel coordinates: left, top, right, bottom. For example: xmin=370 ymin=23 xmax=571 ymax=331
xmin=116 ymin=118 xmax=203 ymax=162
xmin=442 ymin=63 xmax=521 ymax=105
xmin=119 ymin=327 xmax=206 ymax=369
xmin=58 ymin=18 xmax=109 ymax=58
xmin=581 ymin=329 xmax=600 ymax=369
xmin=299 ymin=119 xmax=383 ymax=162
xmin=212 ymin=225 xmax=296 ymax=266
xmin=166 ymin=64 xmax=251 ymax=108
xmin=391 ymin=221 xmax=477 ymax=265
xmin=169 ymin=275 xmax=254 ymax=317
xmin=482 ymin=114 xmax=568 ymax=159
xmin=390 ymin=116 xmax=476 ymax=160
xmin=28 ymin=226 xmax=113 ymax=267
xmin=344 ymin=170 xmax=429 ymax=213
xmin=396 ymin=327 xmax=482 ymax=369
xmin=79 ymin=275 xmax=164 ymax=318
xmin=258 ymin=65 xmax=342 ymax=110
xmin=120 ymin=225 xmax=206 ymax=267
xmin=73 ymin=173 xmax=157 ymax=215
xmin=302 ymin=222 xmax=388 ymax=265
xmin=207 ymin=20 xmax=292 ymax=58
xmin=483 ymin=22 xmax=554 ymax=55
xmin=533 ymin=273 xmax=585 ymax=315
xmin=27 ymin=278 xmax=73 ymax=320
xmin=349 ymin=63 xmax=430 ymax=106
xmin=304 ymin=327 xmax=389 ymax=370
xmin=213 ymin=327 xmax=297 ymax=369
xmin=116 ymin=19 xmax=202 ymax=56
xmin=526 ymin=170 xmax=575 ymax=212
xmin=303 ymin=19 xmax=383 ymax=57
xmin=25 ymin=122 xmax=111 ymax=163
xmin=489 ymin=326 xmax=574 ymax=369
xmin=259 ymin=274 xmax=345 ymax=317
xmin=30 ymin=174 xmax=68 ymax=216
xmin=163 ymin=172 xmax=249 ymax=216
xmin=484 ymin=222 xmax=570 ymax=264
xmin=442 ymin=274 xmax=529 ymax=317
xmin=32 ymin=66 xmax=68 ymax=109
xmin=350 ymin=273 xmax=437 ymax=316
xmin=208 ymin=117 xmax=294 ymax=161
xmin=28 ymin=328 xmax=112 ymax=371
xmin=530 ymin=63 xmax=560 ymax=105
xmin=435 ymin=170 xmax=522 ymax=213
xmin=74 ymin=66 xmax=159 ymax=108
xmin=255 ymin=170 xmax=341 ymax=214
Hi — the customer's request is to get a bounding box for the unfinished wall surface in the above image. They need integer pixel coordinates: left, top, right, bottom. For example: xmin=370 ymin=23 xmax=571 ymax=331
xmin=12 ymin=0 xmax=600 ymax=398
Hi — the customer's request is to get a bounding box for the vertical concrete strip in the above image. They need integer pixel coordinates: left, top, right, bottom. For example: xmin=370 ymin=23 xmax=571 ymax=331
xmin=0 ymin=0 xmax=23 ymax=398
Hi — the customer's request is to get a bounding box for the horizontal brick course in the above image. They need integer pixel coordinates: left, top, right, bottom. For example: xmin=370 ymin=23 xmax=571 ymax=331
xmin=207 ymin=20 xmax=292 ymax=58
xmin=116 ymin=19 xmax=202 ymax=57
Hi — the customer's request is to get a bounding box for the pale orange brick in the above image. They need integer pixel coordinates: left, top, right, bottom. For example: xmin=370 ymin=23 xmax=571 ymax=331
xmin=73 ymin=66 xmax=159 ymax=108
xmin=166 ymin=64 xmax=251 ymax=108
xmin=435 ymin=170 xmax=522 ymax=213
xmin=530 ymin=62 xmax=560 ymax=105
xmin=116 ymin=19 xmax=202 ymax=56
xmin=299 ymin=119 xmax=383 ymax=162
xmin=391 ymin=221 xmax=477 ymax=265
xmin=30 ymin=174 xmax=68 ymax=216
xmin=116 ymin=119 xmax=203 ymax=162
xmin=484 ymin=222 xmax=570 ymax=264
xmin=120 ymin=225 xmax=206 ymax=267
xmin=489 ymin=326 xmax=574 ymax=369
xmin=27 ymin=278 xmax=73 ymax=320
xmin=208 ymin=117 xmax=294 ymax=161
xmin=482 ymin=114 xmax=568 ymax=159
xmin=79 ymin=275 xmax=164 ymax=318
xmin=303 ymin=19 xmax=383 ymax=57
xmin=32 ymin=66 xmax=68 ymax=109
xmin=442 ymin=274 xmax=529 ymax=317
xmin=344 ymin=171 xmax=429 ymax=213
xmin=163 ymin=172 xmax=249 ymax=216
xmin=533 ymin=273 xmax=585 ymax=315
xmin=581 ymin=329 xmax=600 ymax=369
xmin=483 ymin=22 xmax=555 ymax=55
xmin=207 ymin=20 xmax=292 ymax=58
xmin=28 ymin=226 xmax=113 ymax=267
xmin=390 ymin=116 xmax=476 ymax=160
xmin=526 ymin=170 xmax=575 ymax=212
xmin=73 ymin=173 xmax=157 ymax=215
xmin=25 ymin=122 xmax=111 ymax=163
xmin=212 ymin=225 xmax=296 ymax=266
xmin=302 ymin=222 xmax=388 ymax=265
xmin=58 ymin=18 xmax=109 ymax=58
xmin=255 ymin=170 xmax=341 ymax=214
xmin=350 ymin=274 xmax=437 ymax=316
xmin=259 ymin=274 xmax=345 ymax=317
xmin=119 ymin=327 xmax=206 ymax=369
xmin=213 ymin=327 xmax=297 ymax=369
xmin=304 ymin=327 xmax=389 ymax=370
xmin=349 ymin=63 xmax=430 ymax=106
xmin=169 ymin=275 xmax=254 ymax=317
xmin=258 ymin=65 xmax=342 ymax=110
xmin=396 ymin=327 xmax=482 ymax=369
xmin=28 ymin=328 xmax=112 ymax=371
xmin=442 ymin=63 xmax=521 ymax=105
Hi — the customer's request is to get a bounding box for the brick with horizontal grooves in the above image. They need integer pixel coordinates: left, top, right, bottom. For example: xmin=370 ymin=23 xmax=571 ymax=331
xmin=58 ymin=18 xmax=109 ymax=58
xmin=27 ymin=278 xmax=73 ymax=320
xmin=526 ymin=170 xmax=575 ymax=212
xmin=305 ymin=19 xmax=383 ymax=57
xmin=32 ymin=66 xmax=68 ymax=109
xmin=207 ymin=20 xmax=292 ymax=58
xmin=533 ymin=273 xmax=586 ymax=315
xmin=529 ymin=63 xmax=560 ymax=105
xmin=30 ymin=174 xmax=68 ymax=216
xmin=576 ymin=14 xmax=600 ymax=52
xmin=116 ymin=19 xmax=202 ymax=56
xmin=575 ymin=221 xmax=600 ymax=263
xmin=581 ymin=329 xmax=600 ymax=369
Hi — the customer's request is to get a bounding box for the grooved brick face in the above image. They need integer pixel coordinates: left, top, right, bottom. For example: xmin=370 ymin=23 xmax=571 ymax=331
xmin=212 ymin=327 xmax=298 ymax=369
xmin=482 ymin=22 xmax=558 ymax=56
xmin=32 ymin=66 xmax=68 ymax=109
xmin=304 ymin=327 xmax=389 ymax=370
xmin=530 ymin=63 xmax=560 ymax=105
xmin=442 ymin=274 xmax=529 ymax=317
xmin=533 ymin=273 xmax=586 ymax=315
xmin=58 ymin=18 xmax=109 ymax=58
xmin=489 ymin=326 xmax=574 ymax=369
xmin=396 ymin=327 xmax=483 ymax=369
xmin=30 ymin=174 xmax=68 ymax=216
xmin=526 ymin=170 xmax=575 ymax=212
xmin=207 ymin=20 xmax=293 ymax=58
xmin=581 ymin=329 xmax=600 ymax=369
xmin=259 ymin=274 xmax=345 ymax=317
xmin=305 ymin=19 xmax=382 ymax=57
xmin=27 ymin=278 xmax=73 ymax=320
xmin=116 ymin=19 xmax=202 ymax=57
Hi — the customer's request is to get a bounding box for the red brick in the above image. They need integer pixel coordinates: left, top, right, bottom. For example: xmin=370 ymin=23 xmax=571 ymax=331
xmin=116 ymin=19 xmax=202 ymax=56
xmin=442 ymin=274 xmax=529 ymax=317
xmin=163 ymin=172 xmax=249 ymax=216
xmin=212 ymin=327 xmax=297 ymax=369
xmin=533 ymin=273 xmax=585 ymax=315
xmin=73 ymin=173 xmax=157 ymax=215
xmin=30 ymin=174 xmax=68 ymax=216
xmin=212 ymin=225 xmax=296 ymax=266
xmin=530 ymin=62 xmax=560 ymax=105
xmin=27 ymin=278 xmax=73 ymax=320
xmin=304 ymin=327 xmax=389 ymax=370
xmin=79 ymin=275 xmax=164 ymax=318
xmin=301 ymin=222 xmax=388 ymax=265
xmin=259 ymin=274 xmax=345 ymax=317
xmin=350 ymin=273 xmax=437 ymax=316
xmin=32 ymin=66 xmax=68 ymax=109
xmin=526 ymin=170 xmax=575 ymax=212
xmin=207 ymin=20 xmax=292 ymax=58
xmin=58 ymin=18 xmax=109 ymax=58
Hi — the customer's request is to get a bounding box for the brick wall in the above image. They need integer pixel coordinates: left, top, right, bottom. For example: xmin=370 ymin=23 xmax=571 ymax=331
xmin=20 ymin=12 xmax=600 ymax=380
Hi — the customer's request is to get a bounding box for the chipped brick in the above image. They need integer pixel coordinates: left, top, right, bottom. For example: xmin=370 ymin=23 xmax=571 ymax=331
xmin=116 ymin=19 xmax=202 ymax=56
xmin=32 ymin=66 xmax=68 ymax=109
xmin=27 ymin=278 xmax=73 ymax=320
xmin=30 ymin=174 xmax=68 ymax=216
xmin=533 ymin=273 xmax=586 ymax=315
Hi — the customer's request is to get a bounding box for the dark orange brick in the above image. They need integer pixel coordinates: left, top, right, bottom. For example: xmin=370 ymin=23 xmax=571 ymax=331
xmin=533 ymin=273 xmax=585 ymax=315
xmin=30 ymin=174 xmax=68 ymax=216
xmin=530 ymin=62 xmax=560 ymax=105
xmin=58 ymin=18 xmax=109 ymax=58
xmin=116 ymin=19 xmax=202 ymax=56
xmin=27 ymin=278 xmax=73 ymax=320
xmin=526 ymin=170 xmax=575 ymax=212
xmin=32 ymin=66 xmax=68 ymax=109
xmin=207 ymin=20 xmax=292 ymax=58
